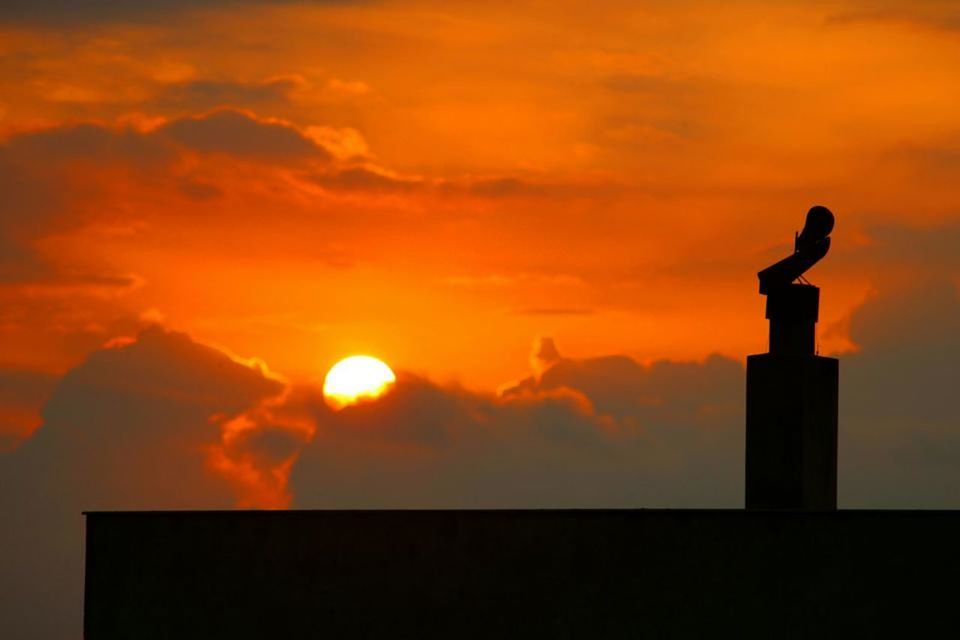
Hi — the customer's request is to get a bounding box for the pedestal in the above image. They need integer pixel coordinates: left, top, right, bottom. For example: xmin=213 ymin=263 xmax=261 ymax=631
xmin=746 ymin=283 xmax=838 ymax=510
xmin=745 ymin=353 xmax=838 ymax=510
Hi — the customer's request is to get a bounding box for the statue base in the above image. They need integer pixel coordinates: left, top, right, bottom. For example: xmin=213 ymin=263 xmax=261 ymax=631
xmin=745 ymin=353 xmax=838 ymax=510
xmin=747 ymin=282 xmax=838 ymax=510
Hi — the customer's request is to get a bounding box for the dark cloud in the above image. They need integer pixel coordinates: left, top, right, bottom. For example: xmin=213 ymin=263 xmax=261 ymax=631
xmin=177 ymin=176 xmax=224 ymax=200
xmin=0 ymin=153 xmax=100 ymax=284
xmin=156 ymin=109 xmax=331 ymax=159
xmin=827 ymin=220 xmax=960 ymax=282
xmin=4 ymin=123 xmax=172 ymax=166
xmin=596 ymin=72 xmax=707 ymax=146
xmin=0 ymin=327 xmax=284 ymax=639
xmin=0 ymin=367 xmax=58 ymax=450
xmin=848 ymin=280 xmax=960 ymax=353
xmin=859 ymin=223 xmax=960 ymax=271
xmin=0 ymin=154 xmax=71 ymax=255
xmin=824 ymin=2 xmax=960 ymax=32
xmin=290 ymin=344 xmax=745 ymax=509
xmin=0 ymin=1 xmax=363 ymax=25
xmin=156 ymin=77 xmax=304 ymax=112
xmin=310 ymin=167 xmax=579 ymax=199
xmin=312 ymin=166 xmax=423 ymax=192
xmin=2 ymin=325 xmax=284 ymax=507
xmin=461 ymin=176 xmax=550 ymax=198
xmin=505 ymin=347 xmax=743 ymax=429
xmin=309 ymin=167 xmax=598 ymax=200
xmin=840 ymin=280 xmax=960 ymax=507
xmin=0 ymin=109 xmax=329 ymax=285
xmin=0 ymin=367 xmax=58 ymax=408
xmin=442 ymin=176 xmax=598 ymax=199
xmin=900 ymin=138 xmax=960 ymax=171
xmin=283 ymin=281 xmax=960 ymax=513
xmin=2 ymin=109 xmax=329 ymax=166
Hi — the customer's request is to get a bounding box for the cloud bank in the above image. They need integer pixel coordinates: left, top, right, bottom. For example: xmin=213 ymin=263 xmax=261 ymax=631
xmin=2 ymin=277 xmax=960 ymax=638
xmin=0 ymin=327 xmax=284 ymax=638
xmin=0 ymin=1 xmax=360 ymax=25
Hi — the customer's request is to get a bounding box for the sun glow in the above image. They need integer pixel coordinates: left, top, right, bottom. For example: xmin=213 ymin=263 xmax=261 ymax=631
xmin=323 ymin=355 xmax=396 ymax=409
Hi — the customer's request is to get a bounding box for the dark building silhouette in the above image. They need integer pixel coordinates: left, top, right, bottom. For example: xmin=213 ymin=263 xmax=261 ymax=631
xmin=84 ymin=509 xmax=960 ymax=638
xmin=83 ymin=206 xmax=952 ymax=637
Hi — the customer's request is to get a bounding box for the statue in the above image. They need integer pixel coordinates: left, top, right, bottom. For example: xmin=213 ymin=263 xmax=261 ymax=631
xmin=758 ymin=205 xmax=835 ymax=295
xmin=745 ymin=205 xmax=839 ymax=511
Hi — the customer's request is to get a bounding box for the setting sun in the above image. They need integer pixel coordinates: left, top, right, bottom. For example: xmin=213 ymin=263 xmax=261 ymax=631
xmin=323 ymin=356 xmax=396 ymax=410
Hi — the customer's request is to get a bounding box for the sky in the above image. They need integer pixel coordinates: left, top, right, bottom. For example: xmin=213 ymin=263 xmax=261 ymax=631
xmin=2 ymin=1 xmax=960 ymax=637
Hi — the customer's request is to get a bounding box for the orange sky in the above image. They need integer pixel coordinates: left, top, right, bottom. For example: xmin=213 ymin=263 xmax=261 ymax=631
xmin=2 ymin=0 xmax=960 ymax=435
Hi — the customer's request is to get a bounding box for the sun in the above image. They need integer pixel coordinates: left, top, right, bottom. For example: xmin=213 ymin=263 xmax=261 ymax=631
xmin=323 ymin=355 xmax=396 ymax=409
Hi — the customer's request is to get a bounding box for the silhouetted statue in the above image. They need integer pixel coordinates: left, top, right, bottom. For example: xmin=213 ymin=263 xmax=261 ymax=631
xmin=758 ymin=205 xmax=835 ymax=295
xmin=746 ymin=205 xmax=839 ymax=510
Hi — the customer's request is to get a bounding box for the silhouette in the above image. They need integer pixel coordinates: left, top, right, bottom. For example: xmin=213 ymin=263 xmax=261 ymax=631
xmin=83 ymin=204 xmax=958 ymax=638
xmin=84 ymin=509 xmax=960 ymax=638
xmin=746 ymin=206 xmax=838 ymax=509
xmin=758 ymin=205 xmax=835 ymax=295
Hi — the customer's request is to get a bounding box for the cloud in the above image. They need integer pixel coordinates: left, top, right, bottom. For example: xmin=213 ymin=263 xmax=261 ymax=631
xmin=303 ymin=125 xmax=370 ymax=160
xmin=529 ymin=336 xmax=562 ymax=377
xmin=824 ymin=2 xmax=960 ymax=32
xmin=0 ymin=109 xmax=330 ymax=285
xmin=0 ymin=367 xmax=58 ymax=450
xmin=270 ymin=279 xmax=960 ymax=513
xmin=439 ymin=176 xmax=607 ymax=199
xmin=289 ymin=342 xmax=745 ymax=509
xmin=2 ymin=325 xmax=286 ymax=507
xmin=0 ymin=121 xmax=169 ymax=284
xmin=0 ymin=105 xmax=593 ymax=372
xmin=848 ymin=280 xmax=960 ymax=353
xmin=308 ymin=166 xmax=603 ymax=199
xmin=4 ymin=123 xmax=172 ymax=166
xmin=3 ymin=280 xmax=960 ymax=637
xmin=0 ymin=148 xmax=118 ymax=285
xmin=457 ymin=176 xmax=551 ymax=198
xmin=3 ymin=109 xmax=330 ymax=165
xmin=505 ymin=344 xmax=743 ymax=427
xmin=838 ymin=280 xmax=960 ymax=507
xmin=0 ymin=108 xmax=590 ymax=291
xmin=156 ymin=109 xmax=331 ymax=159
xmin=0 ymin=326 xmax=286 ymax=639
xmin=825 ymin=220 xmax=960 ymax=290
xmin=156 ymin=77 xmax=306 ymax=112
xmin=857 ymin=223 xmax=960 ymax=271
xmin=0 ymin=1 xmax=363 ymax=25
xmin=311 ymin=166 xmax=423 ymax=192
xmin=177 ymin=176 xmax=224 ymax=200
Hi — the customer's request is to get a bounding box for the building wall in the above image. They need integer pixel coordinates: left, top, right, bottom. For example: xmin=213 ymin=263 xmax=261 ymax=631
xmin=85 ymin=510 xmax=959 ymax=638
